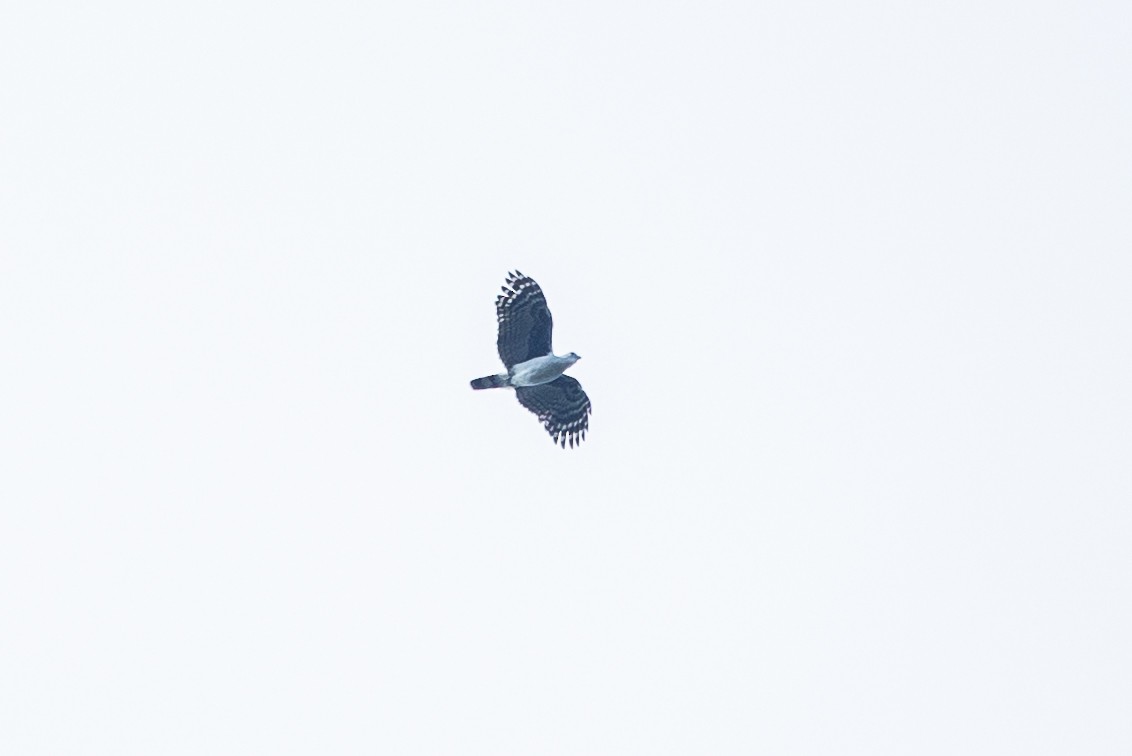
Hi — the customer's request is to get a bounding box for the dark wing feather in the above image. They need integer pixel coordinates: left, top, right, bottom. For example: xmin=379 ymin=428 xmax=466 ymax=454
xmin=496 ymin=271 xmax=553 ymax=368
xmin=515 ymin=376 xmax=591 ymax=448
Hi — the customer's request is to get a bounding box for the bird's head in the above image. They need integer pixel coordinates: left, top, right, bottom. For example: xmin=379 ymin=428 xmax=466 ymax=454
xmin=565 ymin=352 xmax=581 ymax=363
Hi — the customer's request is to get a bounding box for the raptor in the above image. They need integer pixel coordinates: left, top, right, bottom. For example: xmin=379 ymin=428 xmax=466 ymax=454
xmin=470 ymin=271 xmax=592 ymax=448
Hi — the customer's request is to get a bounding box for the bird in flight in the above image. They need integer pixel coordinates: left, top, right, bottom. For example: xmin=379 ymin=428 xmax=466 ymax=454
xmin=470 ymin=271 xmax=592 ymax=448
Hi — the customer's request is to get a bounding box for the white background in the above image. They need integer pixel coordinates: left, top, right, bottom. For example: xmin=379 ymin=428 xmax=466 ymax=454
xmin=2 ymin=1 xmax=1130 ymax=753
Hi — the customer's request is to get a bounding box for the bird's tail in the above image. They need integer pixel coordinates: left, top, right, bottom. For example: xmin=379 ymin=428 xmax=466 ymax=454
xmin=470 ymin=374 xmax=510 ymax=390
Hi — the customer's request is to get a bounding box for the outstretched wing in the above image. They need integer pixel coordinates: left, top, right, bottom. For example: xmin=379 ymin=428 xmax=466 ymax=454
xmin=515 ymin=376 xmax=591 ymax=448
xmin=496 ymin=271 xmax=553 ymax=368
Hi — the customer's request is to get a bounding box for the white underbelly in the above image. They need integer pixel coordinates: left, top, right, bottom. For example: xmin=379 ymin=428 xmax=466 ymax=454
xmin=510 ymin=355 xmax=566 ymax=386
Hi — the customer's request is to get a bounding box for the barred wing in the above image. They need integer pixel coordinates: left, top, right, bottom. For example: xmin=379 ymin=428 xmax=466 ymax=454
xmin=515 ymin=376 xmax=591 ymax=448
xmin=496 ymin=271 xmax=553 ymax=368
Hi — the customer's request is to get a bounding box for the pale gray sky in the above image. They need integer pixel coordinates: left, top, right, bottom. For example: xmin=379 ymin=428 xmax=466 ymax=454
xmin=2 ymin=1 xmax=1130 ymax=754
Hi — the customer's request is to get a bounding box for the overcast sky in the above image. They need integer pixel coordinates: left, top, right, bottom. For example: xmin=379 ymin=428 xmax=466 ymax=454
xmin=2 ymin=1 xmax=1130 ymax=754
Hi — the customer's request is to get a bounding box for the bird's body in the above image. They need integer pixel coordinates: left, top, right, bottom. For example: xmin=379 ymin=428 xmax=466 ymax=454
xmin=510 ymin=353 xmax=578 ymax=386
xmin=470 ymin=271 xmax=591 ymax=448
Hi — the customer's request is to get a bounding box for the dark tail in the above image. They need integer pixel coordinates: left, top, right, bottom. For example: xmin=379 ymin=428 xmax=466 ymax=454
xmin=470 ymin=374 xmax=509 ymax=390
